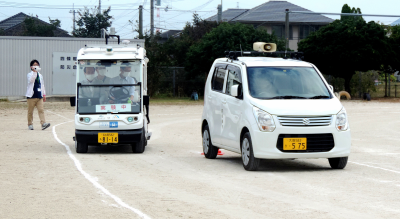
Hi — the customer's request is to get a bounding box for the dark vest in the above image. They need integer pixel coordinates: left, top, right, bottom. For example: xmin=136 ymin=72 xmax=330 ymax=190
xmin=29 ymin=74 xmax=42 ymax=99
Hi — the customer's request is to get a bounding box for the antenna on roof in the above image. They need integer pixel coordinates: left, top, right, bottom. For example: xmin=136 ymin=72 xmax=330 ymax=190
xmin=237 ymin=2 xmax=239 ymax=8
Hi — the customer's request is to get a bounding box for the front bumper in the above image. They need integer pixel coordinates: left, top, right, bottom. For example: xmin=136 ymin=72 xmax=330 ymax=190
xmin=250 ymin=116 xmax=351 ymax=159
xmin=75 ymin=129 xmax=142 ymax=144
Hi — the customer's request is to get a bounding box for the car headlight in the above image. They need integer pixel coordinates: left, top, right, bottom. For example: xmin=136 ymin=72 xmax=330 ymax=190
xmin=127 ymin=116 xmax=138 ymax=123
xmin=84 ymin=117 xmax=90 ymax=123
xmin=253 ymin=106 xmax=276 ymax=132
xmin=336 ymin=108 xmax=348 ymax=131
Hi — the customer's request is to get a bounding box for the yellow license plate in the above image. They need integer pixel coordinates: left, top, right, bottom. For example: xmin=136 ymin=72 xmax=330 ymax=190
xmin=98 ymin=133 xmax=118 ymax=143
xmin=283 ymin=138 xmax=307 ymax=150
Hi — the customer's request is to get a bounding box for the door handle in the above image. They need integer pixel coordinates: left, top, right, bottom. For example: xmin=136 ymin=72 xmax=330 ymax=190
xmin=222 ymin=100 xmax=227 ymax=104
xmin=208 ymin=95 xmax=212 ymax=99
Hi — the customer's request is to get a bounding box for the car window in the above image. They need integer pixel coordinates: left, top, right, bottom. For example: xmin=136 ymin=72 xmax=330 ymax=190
xmin=247 ymin=67 xmax=331 ymax=99
xmin=225 ymin=65 xmax=242 ymax=96
xmin=211 ymin=66 xmax=227 ymax=92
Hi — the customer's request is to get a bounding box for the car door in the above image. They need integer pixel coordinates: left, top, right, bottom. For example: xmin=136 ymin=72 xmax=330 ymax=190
xmin=208 ymin=64 xmax=227 ymax=145
xmin=221 ymin=64 xmax=244 ymax=150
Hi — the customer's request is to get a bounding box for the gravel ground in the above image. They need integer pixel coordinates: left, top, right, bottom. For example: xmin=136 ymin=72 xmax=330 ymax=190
xmin=1 ymin=100 xmax=400 ymax=218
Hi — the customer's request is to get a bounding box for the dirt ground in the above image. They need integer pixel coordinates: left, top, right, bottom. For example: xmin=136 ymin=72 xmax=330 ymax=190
xmin=1 ymin=100 xmax=400 ymax=218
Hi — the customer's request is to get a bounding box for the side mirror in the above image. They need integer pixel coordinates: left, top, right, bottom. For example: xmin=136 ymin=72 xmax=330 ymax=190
xmin=329 ymin=85 xmax=334 ymax=92
xmin=70 ymin=96 xmax=76 ymax=107
xmin=231 ymin=85 xmax=240 ymax=97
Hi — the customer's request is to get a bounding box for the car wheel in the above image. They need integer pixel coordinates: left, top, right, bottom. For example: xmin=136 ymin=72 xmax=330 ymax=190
xmin=241 ymin=132 xmax=260 ymax=171
xmin=203 ymin=125 xmax=218 ymax=159
xmin=328 ymin=157 xmax=348 ymax=169
xmin=132 ymin=128 xmax=145 ymax=153
xmin=76 ymin=141 xmax=88 ymax=153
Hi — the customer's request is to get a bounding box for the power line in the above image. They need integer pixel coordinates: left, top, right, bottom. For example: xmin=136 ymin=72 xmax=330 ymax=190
xmin=0 ymin=1 xmax=140 ymax=7
xmin=0 ymin=1 xmax=142 ymax=10
xmin=0 ymin=5 xmax=139 ymax=10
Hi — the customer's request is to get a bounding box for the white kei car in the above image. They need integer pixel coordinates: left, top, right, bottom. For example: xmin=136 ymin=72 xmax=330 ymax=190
xmin=201 ymin=43 xmax=351 ymax=171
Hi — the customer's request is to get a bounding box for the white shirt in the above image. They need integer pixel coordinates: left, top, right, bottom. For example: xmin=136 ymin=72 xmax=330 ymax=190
xmin=110 ymin=75 xmax=136 ymax=96
xmin=26 ymin=71 xmax=46 ymax=98
xmin=79 ymin=78 xmax=103 ymax=98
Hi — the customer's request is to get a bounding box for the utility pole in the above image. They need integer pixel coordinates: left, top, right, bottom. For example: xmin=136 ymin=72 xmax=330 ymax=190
xmin=139 ymin=5 xmax=143 ymax=39
xmin=285 ymin=9 xmax=289 ymax=52
xmin=217 ymin=4 xmax=222 ymax=23
xmin=98 ymin=0 xmax=101 ymax=14
xmin=69 ymin=4 xmax=77 ymax=35
xmin=151 ymin=0 xmax=154 ymax=36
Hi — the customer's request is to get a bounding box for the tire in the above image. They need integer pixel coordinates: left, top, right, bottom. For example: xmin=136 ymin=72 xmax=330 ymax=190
xmin=132 ymin=128 xmax=145 ymax=153
xmin=202 ymin=125 xmax=218 ymax=159
xmin=76 ymin=141 xmax=88 ymax=153
xmin=328 ymin=157 xmax=348 ymax=169
xmin=241 ymin=132 xmax=260 ymax=171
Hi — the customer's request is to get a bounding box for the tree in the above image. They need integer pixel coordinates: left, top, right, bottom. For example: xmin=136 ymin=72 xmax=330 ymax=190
xmin=298 ymin=5 xmax=394 ymax=92
xmin=162 ymin=14 xmax=218 ymax=67
xmin=341 ymin=4 xmax=364 ymax=22
xmin=22 ymin=16 xmax=61 ymax=37
xmin=144 ymin=14 xmax=219 ymax=96
xmin=74 ymin=7 xmax=113 ymax=38
xmin=186 ymin=22 xmax=285 ymax=80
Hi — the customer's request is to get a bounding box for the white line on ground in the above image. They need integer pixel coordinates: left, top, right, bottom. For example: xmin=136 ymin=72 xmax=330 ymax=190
xmin=349 ymin=161 xmax=400 ymax=174
xmin=47 ymin=110 xmax=72 ymax=120
xmin=51 ymin=121 xmax=151 ymax=219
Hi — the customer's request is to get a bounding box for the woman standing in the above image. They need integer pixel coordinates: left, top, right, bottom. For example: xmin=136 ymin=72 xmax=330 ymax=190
xmin=26 ymin=60 xmax=50 ymax=130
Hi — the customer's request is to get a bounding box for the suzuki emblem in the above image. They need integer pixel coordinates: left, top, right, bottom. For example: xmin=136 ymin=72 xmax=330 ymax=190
xmin=303 ymin=118 xmax=310 ymax=125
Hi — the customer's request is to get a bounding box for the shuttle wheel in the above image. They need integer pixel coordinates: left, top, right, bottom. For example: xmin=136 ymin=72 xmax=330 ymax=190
xmin=132 ymin=128 xmax=145 ymax=153
xmin=76 ymin=141 xmax=88 ymax=153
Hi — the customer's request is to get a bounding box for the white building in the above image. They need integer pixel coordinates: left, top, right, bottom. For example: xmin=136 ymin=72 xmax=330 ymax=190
xmin=0 ymin=36 xmax=144 ymax=99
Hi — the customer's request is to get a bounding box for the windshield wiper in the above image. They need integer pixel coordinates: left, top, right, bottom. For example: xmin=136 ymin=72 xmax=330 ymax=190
xmin=308 ymin=95 xmax=330 ymax=99
xmin=269 ymin=95 xmax=307 ymax=99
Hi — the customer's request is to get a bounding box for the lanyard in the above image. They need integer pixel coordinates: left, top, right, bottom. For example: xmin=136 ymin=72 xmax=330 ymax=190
xmin=36 ymin=74 xmax=40 ymax=84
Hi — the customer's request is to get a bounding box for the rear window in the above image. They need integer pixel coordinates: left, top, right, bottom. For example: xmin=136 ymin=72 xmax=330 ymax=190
xmin=211 ymin=67 xmax=226 ymax=92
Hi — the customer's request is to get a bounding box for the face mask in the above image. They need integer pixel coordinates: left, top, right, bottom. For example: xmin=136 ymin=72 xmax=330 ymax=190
xmin=122 ymin=71 xmax=131 ymax=77
xmin=98 ymin=69 xmax=106 ymax=76
xmin=85 ymin=74 xmax=96 ymax=81
xmin=32 ymin=66 xmax=41 ymax=71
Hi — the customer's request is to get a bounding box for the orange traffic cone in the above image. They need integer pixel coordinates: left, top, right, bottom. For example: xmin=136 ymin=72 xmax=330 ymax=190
xmin=201 ymin=149 xmax=224 ymax=155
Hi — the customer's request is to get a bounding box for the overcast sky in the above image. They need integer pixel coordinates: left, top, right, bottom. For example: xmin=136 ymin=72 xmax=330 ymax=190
xmin=1 ymin=0 xmax=400 ymax=38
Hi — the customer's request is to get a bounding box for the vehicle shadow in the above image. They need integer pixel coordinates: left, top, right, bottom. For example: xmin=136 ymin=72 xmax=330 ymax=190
xmin=216 ymin=157 xmax=332 ymax=172
xmin=86 ymin=144 xmax=138 ymax=154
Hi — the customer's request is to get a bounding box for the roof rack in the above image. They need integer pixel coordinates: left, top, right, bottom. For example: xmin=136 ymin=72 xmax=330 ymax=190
xmin=224 ymin=51 xmax=304 ymax=61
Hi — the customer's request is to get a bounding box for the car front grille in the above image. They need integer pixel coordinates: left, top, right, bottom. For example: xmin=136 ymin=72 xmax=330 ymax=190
xmin=276 ymin=133 xmax=335 ymax=153
xmin=277 ymin=116 xmax=332 ymax=126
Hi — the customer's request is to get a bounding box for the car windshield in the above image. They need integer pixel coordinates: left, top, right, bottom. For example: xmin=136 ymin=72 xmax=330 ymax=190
xmin=76 ymin=60 xmax=142 ymax=114
xmin=78 ymin=59 xmax=141 ymax=83
xmin=247 ymin=67 xmax=331 ymax=99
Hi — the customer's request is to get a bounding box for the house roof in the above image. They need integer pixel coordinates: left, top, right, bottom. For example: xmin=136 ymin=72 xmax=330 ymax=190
xmin=231 ymin=0 xmax=334 ymax=24
xmin=391 ymin=18 xmax=400 ymax=26
xmin=159 ymin=30 xmax=181 ymax=39
xmin=0 ymin=12 xmax=28 ymax=30
xmin=205 ymin=8 xmax=249 ymax=22
xmin=0 ymin=12 xmax=70 ymax=36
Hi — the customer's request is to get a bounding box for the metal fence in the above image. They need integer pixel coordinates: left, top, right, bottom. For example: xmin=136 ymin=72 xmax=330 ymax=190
xmin=370 ymin=84 xmax=400 ymax=98
xmin=155 ymin=67 xmax=205 ymax=98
